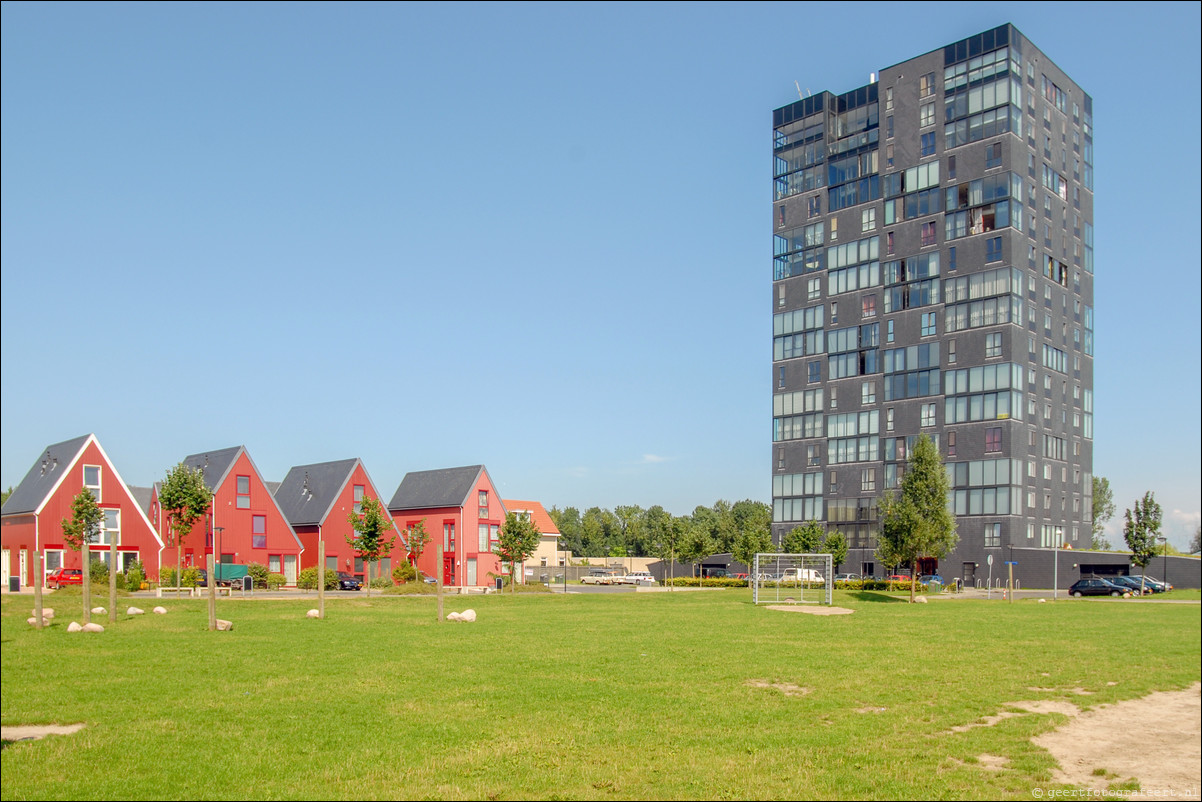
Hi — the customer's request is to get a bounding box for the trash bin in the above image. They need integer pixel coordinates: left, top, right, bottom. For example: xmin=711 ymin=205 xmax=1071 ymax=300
xmin=9 ymin=576 xmax=20 ymax=593
xmin=242 ymin=575 xmax=253 ymax=592
xmin=495 ymin=577 xmax=503 ymax=591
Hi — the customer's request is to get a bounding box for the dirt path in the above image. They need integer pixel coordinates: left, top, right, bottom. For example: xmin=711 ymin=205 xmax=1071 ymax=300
xmin=1034 ymin=683 xmax=1201 ymax=800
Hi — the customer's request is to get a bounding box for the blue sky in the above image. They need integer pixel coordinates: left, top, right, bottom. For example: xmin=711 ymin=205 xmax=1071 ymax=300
xmin=2 ymin=2 xmax=1199 ymax=550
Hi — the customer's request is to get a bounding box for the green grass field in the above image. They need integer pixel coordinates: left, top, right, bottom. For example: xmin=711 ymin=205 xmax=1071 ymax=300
xmin=2 ymin=590 xmax=1199 ymax=800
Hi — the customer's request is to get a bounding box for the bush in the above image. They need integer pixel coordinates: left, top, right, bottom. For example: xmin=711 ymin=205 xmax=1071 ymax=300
xmin=392 ymin=562 xmax=417 ymax=584
xmin=115 ymin=572 xmax=127 ymax=590
xmin=297 ymin=567 xmax=339 ymax=590
xmin=89 ymin=559 xmax=109 ymax=584
xmin=180 ymin=567 xmax=201 ymax=588
xmin=160 ymin=567 xmax=177 ymax=587
xmin=381 ymin=583 xmax=434 ymax=595
xmin=266 ymin=572 xmax=287 ymax=590
xmin=247 ymin=562 xmax=270 ymax=589
xmin=665 ymin=576 xmax=746 ymax=588
xmin=125 ymin=560 xmax=146 ymax=591
xmin=369 ymin=576 xmax=392 ymax=589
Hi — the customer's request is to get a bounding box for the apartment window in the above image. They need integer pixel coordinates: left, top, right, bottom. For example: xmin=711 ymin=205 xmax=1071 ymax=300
xmin=777 ymin=366 xmax=785 ymax=389
xmin=921 ymin=221 xmax=936 ymax=247
xmin=252 ymin=514 xmax=266 ymax=549
xmin=920 ymin=312 xmax=937 ymax=337
xmin=478 ymin=491 xmax=488 ymax=518
xmin=920 ymin=403 xmax=936 ymax=427
xmin=778 ymin=284 xmax=786 ymax=308
xmin=830 ymin=387 xmax=838 ymax=409
xmin=886 ymin=231 xmax=895 ymax=254
xmin=830 ymin=217 xmax=838 ymax=241
xmin=919 ymin=72 xmax=935 ymax=98
xmin=985 ymin=427 xmax=1002 ymax=453
xmin=885 ymin=86 xmax=894 ymax=111
xmin=236 ymin=475 xmax=251 ymax=509
xmin=946 ymin=431 xmax=956 ymax=457
xmin=886 ymin=408 xmax=895 ymax=431
xmin=886 ymin=115 xmax=893 ymax=138
xmin=946 ymin=339 xmax=957 ymax=365
xmin=777 ymin=205 xmax=786 ymax=228
xmin=948 ymin=246 xmax=956 ymax=272
xmin=886 ymin=319 xmax=894 ymax=343
xmin=886 ymin=143 xmax=894 ymax=168
xmin=808 ymin=361 xmax=821 ymax=383
xmin=861 ymin=295 xmax=877 ymax=318
xmin=985 ymin=523 xmax=1001 ymax=548
xmin=353 ymin=484 xmax=365 ymax=515
xmin=985 ymin=142 xmax=1002 ymax=168
xmin=861 ymin=468 xmax=876 ymax=492
xmin=920 ymin=132 xmax=935 ymax=157
xmin=808 ymin=195 xmax=821 ymax=218
xmin=985 ymin=332 xmax=1002 ymax=358
xmin=807 ymin=277 xmax=821 ymax=300
xmin=830 ymin=302 xmax=838 ymax=324
xmin=84 ymin=465 xmax=102 ymax=502
xmin=861 ymin=381 xmax=876 ymax=404
xmin=985 ymin=237 xmax=1002 ymax=262
xmin=861 ymin=208 xmax=876 ymax=232
xmin=806 ymin=444 xmax=821 ymax=467
xmin=948 ymin=155 xmax=956 ymax=179
xmin=919 ymin=102 xmax=935 ymax=127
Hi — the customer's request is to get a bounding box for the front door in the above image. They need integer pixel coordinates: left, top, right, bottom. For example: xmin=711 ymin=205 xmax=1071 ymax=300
xmin=20 ymin=549 xmax=28 ymax=588
xmin=442 ymin=555 xmax=455 ymax=585
xmin=283 ymin=555 xmax=298 ymax=586
xmin=466 ymin=558 xmax=477 ymax=587
xmin=962 ymin=562 xmax=976 ymax=586
xmin=1 ymin=550 xmax=9 ymax=590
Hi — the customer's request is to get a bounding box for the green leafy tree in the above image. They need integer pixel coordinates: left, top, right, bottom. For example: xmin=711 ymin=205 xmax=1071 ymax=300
xmin=731 ymin=524 xmax=773 ymax=579
xmin=676 ymin=520 xmax=714 ymax=584
xmin=876 ymin=434 xmax=958 ymax=603
xmin=61 ymin=487 xmax=103 ymax=623
xmin=645 ymin=506 xmax=680 ymax=590
xmin=1190 ymin=524 xmax=1201 ymax=555
xmin=823 ymin=530 xmax=849 ymax=574
xmin=614 ymin=505 xmax=647 ymax=556
xmin=781 ymin=520 xmax=824 ymax=554
xmin=547 ymin=506 xmax=582 ymax=557
xmin=1091 ymin=476 xmax=1116 ymax=550
xmin=731 ymin=500 xmax=771 ymax=552
xmin=159 ymin=463 xmax=214 ymax=592
xmin=495 ymin=511 xmax=542 ymax=593
xmin=1 ymin=485 xmax=13 ymax=506
xmin=406 ymin=518 xmax=432 ymax=582
xmin=347 ymin=496 xmax=395 ymax=598
xmin=1123 ymin=491 xmax=1162 ymax=596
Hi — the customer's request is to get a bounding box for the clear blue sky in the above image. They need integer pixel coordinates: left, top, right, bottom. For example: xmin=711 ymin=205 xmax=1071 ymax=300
xmin=3 ymin=2 xmax=1199 ymax=549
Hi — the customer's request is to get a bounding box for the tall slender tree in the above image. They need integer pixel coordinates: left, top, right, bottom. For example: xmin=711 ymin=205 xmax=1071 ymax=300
xmin=781 ymin=521 xmax=824 ymax=554
xmin=347 ymin=496 xmax=395 ymax=598
xmin=495 ymin=511 xmax=542 ymax=593
xmin=61 ymin=488 xmax=103 ymax=624
xmin=1123 ymin=491 xmax=1162 ymax=596
xmin=1091 ymin=476 xmax=1116 ymax=550
xmin=407 ymin=518 xmax=432 ymax=581
xmin=159 ymin=463 xmax=213 ymax=593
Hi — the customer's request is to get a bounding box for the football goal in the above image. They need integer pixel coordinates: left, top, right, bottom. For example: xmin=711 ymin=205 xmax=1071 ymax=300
xmin=752 ymin=553 xmax=833 ymax=606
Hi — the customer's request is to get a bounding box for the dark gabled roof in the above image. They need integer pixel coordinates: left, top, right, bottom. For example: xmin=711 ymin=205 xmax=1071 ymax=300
xmin=388 ymin=465 xmax=486 ymax=511
xmin=128 ymin=485 xmax=154 ymax=516
xmin=274 ymin=459 xmax=359 ymax=527
xmin=180 ymin=446 xmax=243 ymax=492
xmin=1 ymin=434 xmax=92 ymax=516
xmin=264 ymin=480 xmax=281 ymax=497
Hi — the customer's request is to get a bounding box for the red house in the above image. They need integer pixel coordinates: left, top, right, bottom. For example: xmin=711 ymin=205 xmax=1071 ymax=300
xmin=387 ymin=465 xmax=506 ymax=588
xmin=153 ymin=446 xmax=303 ymax=584
xmin=275 ymin=458 xmax=400 ymax=584
xmin=1 ymin=434 xmax=163 ymax=587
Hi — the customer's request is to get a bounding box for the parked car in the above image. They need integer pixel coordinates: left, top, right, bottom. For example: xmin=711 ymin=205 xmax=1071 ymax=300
xmin=1106 ymin=575 xmax=1151 ymax=596
xmin=1134 ymin=575 xmax=1173 ymax=593
xmin=46 ymin=568 xmax=83 ymax=589
xmin=834 ymin=573 xmax=861 ymax=582
xmin=419 ymin=572 xmax=437 ymax=585
xmin=336 ymin=572 xmax=362 ymax=591
xmin=918 ymin=574 xmax=944 ymax=586
xmin=1068 ymin=578 xmax=1131 ymax=597
xmin=780 ymin=568 xmax=825 ymax=585
xmin=886 ymin=574 xmax=912 ymax=583
xmin=580 ymin=570 xmax=619 ymax=585
xmin=621 ymin=571 xmax=656 ymax=585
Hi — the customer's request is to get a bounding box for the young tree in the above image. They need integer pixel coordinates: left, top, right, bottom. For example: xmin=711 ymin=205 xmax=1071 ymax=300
xmin=731 ymin=524 xmax=773 ymax=580
xmin=347 ymin=496 xmax=395 ymax=598
xmin=1123 ymin=491 xmax=1162 ymax=596
xmin=1091 ymin=476 xmax=1116 ymax=550
xmin=823 ymin=530 xmax=849 ymax=574
xmin=159 ymin=463 xmax=213 ymax=593
xmin=61 ymin=487 xmax=103 ymax=624
xmin=676 ymin=521 xmax=714 ymax=585
xmin=407 ymin=518 xmax=432 ymax=581
xmin=781 ymin=520 xmax=824 ymax=554
xmin=645 ymin=506 xmax=680 ymax=590
xmin=495 ymin=511 xmax=542 ymax=593
xmin=876 ymin=434 xmax=958 ymax=603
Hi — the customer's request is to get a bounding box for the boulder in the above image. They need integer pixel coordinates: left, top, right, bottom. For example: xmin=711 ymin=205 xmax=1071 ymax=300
xmin=127 ymin=607 xmax=145 ymax=616
xmin=67 ymin=622 xmax=83 ymax=633
xmin=448 ymin=609 xmax=476 ymax=622
xmin=91 ymin=606 xmax=106 ymax=615
xmin=446 ymin=611 xmax=461 ymax=621
xmin=306 ymin=609 xmax=320 ymax=619
xmin=153 ymin=606 xmax=168 ymax=615
xmin=82 ymin=622 xmax=105 ymax=633
xmin=215 ymin=619 xmax=233 ymax=631
xmin=913 ymin=596 xmax=928 ymax=604
xmin=31 ymin=608 xmax=55 ymax=619
xmin=27 ymin=617 xmax=50 ymax=626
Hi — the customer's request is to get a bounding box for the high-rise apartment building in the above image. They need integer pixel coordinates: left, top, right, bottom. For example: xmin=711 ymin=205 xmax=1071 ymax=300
xmin=771 ymin=24 xmax=1094 ymax=585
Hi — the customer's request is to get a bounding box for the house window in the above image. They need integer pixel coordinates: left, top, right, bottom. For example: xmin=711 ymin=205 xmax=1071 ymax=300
xmin=920 ymin=403 xmax=936 ymax=427
xmin=919 ymin=102 xmax=935 ymax=127
xmin=920 ymin=132 xmax=935 ymax=157
xmin=478 ymin=524 xmax=489 ymax=552
xmin=808 ymin=361 xmax=821 ymax=383
xmin=921 ymin=221 xmax=936 ymax=247
xmin=269 ymin=554 xmax=281 ymax=573
xmin=947 ymin=431 xmax=957 ymax=457
xmin=861 ymin=468 xmax=876 ymax=492
xmin=236 ymin=475 xmax=251 ymax=509
xmin=985 ymin=427 xmax=1002 ymax=453
xmin=84 ymin=465 xmax=102 ymax=502
xmin=985 ymin=142 xmax=1002 ymax=168
xmin=921 ymin=312 xmax=937 ymax=337
xmin=861 ymin=381 xmax=876 ymax=404
xmin=986 ymin=237 xmax=1002 ymax=262
xmin=443 ymin=522 xmax=455 ymax=552
xmin=861 ymin=295 xmax=877 ymax=318
xmin=252 ymin=515 xmax=266 ymax=549
xmin=478 ymin=491 xmax=488 ymax=518
xmin=353 ymin=484 xmax=365 ymax=515
xmin=861 ymin=208 xmax=876 ymax=232
xmin=100 ymin=509 xmax=120 ymax=547
xmin=986 ymin=332 xmax=1002 ymax=358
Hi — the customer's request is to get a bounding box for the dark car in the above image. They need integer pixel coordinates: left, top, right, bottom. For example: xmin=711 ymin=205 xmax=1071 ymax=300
xmin=1134 ymin=575 xmax=1173 ymax=593
xmin=336 ymin=572 xmax=362 ymax=591
xmin=1106 ymin=575 xmax=1151 ymax=596
xmin=1069 ymin=578 xmax=1131 ymax=597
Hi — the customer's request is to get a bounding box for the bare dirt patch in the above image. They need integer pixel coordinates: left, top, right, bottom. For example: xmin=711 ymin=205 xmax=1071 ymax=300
xmin=745 ymin=679 xmax=810 ymax=697
xmin=947 ymin=699 xmax=1080 ymax=733
xmin=764 ymin=604 xmax=854 ymax=615
xmin=1 ymin=723 xmax=85 ymax=743
xmin=1033 ymin=683 xmax=1201 ymax=800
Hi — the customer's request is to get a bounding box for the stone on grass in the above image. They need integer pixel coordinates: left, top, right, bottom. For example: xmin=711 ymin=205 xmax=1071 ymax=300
xmin=215 ymin=619 xmax=233 ymax=631
xmin=31 ymin=608 xmax=55 ymax=619
xmin=1038 ymin=598 xmax=1046 ymax=604
xmin=913 ymin=596 xmax=928 ymax=604
xmin=83 ymin=622 xmax=105 ymax=633
xmin=306 ymin=609 xmax=320 ymax=619
xmin=127 ymin=607 xmax=145 ymax=616
xmin=153 ymin=606 xmax=168 ymax=615
xmin=67 ymin=622 xmax=83 ymax=633
xmin=447 ymin=609 xmax=477 ymax=622
xmin=27 ymin=617 xmax=51 ymax=627
xmin=91 ymin=606 xmax=106 ymax=615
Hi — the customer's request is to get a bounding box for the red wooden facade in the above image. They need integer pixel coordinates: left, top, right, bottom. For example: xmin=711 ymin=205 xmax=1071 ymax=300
xmin=1 ymin=434 xmax=163 ymax=586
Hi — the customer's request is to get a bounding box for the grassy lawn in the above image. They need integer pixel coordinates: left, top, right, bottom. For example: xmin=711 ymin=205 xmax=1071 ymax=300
xmin=2 ymin=590 xmax=1199 ymax=800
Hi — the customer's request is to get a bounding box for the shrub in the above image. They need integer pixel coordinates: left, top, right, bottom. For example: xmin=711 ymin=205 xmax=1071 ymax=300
xmin=381 ymin=583 xmax=433 ymax=595
xmin=247 ymin=562 xmax=269 ymax=589
xmin=266 ymin=572 xmax=287 ymax=590
xmin=89 ymin=559 xmax=109 ymax=584
xmin=180 ymin=567 xmax=201 ymax=588
xmin=392 ymin=562 xmax=417 ymax=584
xmin=297 ymin=567 xmax=339 ymax=590
xmin=160 ymin=567 xmax=177 ymax=587
xmin=125 ymin=560 xmax=146 ymax=591
xmin=665 ymin=576 xmax=747 ymax=588
xmin=369 ymin=576 xmax=392 ymax=589
xmin=115 ymin=572 xmax=127 ymax=590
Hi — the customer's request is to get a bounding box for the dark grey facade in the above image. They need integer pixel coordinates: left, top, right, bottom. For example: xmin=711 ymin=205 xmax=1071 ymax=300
xmin=771 ymin=24 xmax=1097 ymax=586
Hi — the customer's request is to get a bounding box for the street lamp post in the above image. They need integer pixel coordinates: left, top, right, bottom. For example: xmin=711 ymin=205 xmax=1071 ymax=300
xmin=1160 ymin=536 xmax=1168 ymax=587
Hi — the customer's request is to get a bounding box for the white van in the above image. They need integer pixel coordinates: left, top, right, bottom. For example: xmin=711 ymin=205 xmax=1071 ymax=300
xmin=780 ymin=568 xmax=825 ymax=585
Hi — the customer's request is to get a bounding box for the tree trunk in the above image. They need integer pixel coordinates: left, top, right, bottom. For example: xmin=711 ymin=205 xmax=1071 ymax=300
xmin=110 ymin=549 xmax=118 ymax=624
xmin=317 ymin=539 xmax=325 ymax=619
xmin=82 ymin=542 xmax=92 ymax=624
xmin=34 ymin=552 xmax=44 ymax=630
xmin=436 ymin=543 xmax=444 ymax=623
xmin=365 ymin=559 xmax=371 ymax=598
xmin=207 ymin=554 xmax=217 ymax=631
xmin=910 ymin=560 xmax=916 ymax=604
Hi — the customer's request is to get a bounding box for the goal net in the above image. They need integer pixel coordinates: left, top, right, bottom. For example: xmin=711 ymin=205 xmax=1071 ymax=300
xmin=752 ymin=553 xmax=833 ymax=606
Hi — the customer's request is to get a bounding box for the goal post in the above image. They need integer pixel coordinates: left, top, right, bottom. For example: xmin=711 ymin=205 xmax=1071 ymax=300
xmin=752 ymin=553 xmax=833 ymax=606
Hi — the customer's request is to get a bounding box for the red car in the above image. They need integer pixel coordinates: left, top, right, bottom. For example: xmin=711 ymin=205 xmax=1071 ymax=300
xmin=47 ymin=568 xmax=84 ymax=589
